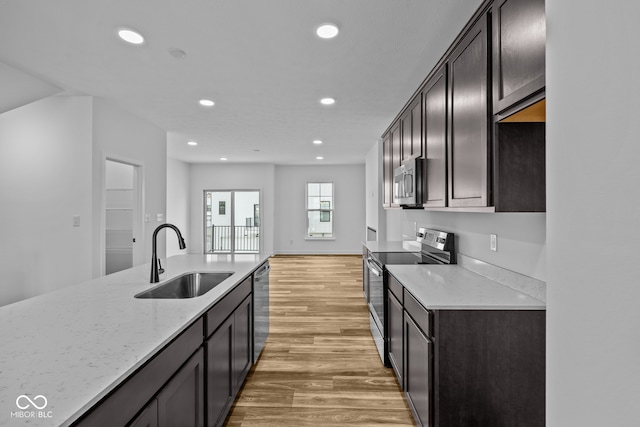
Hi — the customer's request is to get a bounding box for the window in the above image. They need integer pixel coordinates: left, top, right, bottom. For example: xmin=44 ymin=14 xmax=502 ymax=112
xmin=204 ymin=190 xmax=260 ymax=253
xmin=307 ymin=182 xmax=334 ymax=238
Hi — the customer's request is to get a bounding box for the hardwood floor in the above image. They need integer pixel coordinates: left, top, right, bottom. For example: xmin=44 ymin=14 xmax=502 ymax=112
xmin=224 ymin=255 xmax=415 ymax=426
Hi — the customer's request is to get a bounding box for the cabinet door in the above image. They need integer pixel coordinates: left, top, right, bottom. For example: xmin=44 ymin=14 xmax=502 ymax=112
xmin=404 ymin=314 xmax=432 ymax=427
xmin=447 ymin=15 xmax=489 ymax=208
xmin=233 ymin=295 xmax=253 ymax=392
xmin=422 ymin=65 xmax=448 ymax=208
xmin=391 ymin=122 xmax=401 ymax=171
xmin=157 ymin=348 xmax=204 ymax=427
xmin=206 ymin=316 xmax=234 ymax=426
xmin=389 ymin=122 xmax=401 ymax=208
xmin=401 ymin=96 xmax=422 ymax=163
xmin=382 ymin=134 xmax=392 ymax=207
xmin=493 ymin=0 xmax=545 ymax=113
xmin=387 ymin=291 xmax=404 ymax=387
xmin=129 ymin=400 xmax=158 ymax=427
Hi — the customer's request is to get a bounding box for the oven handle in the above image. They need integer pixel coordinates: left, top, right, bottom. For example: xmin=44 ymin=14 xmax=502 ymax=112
xmin=367 ymin=258 xmax=383 ymax=277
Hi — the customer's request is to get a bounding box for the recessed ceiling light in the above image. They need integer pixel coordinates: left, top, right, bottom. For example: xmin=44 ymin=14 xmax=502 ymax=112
xmin=117 ymin=28 xmax=145 ymax=45
xmin=199 ymin=99 xmax=215 ymax=107
xmin=320 ymin=98 xmax=335 ymax=105
xmin=168 ymin=47 xmax=187 ymax=59
xmin=316 ymin=156 xmax=324 ymax=160
xmin=220 ymin=157 xmax=228 ymax=161
xmin=187 ymin=141 xmax=198 ymax=146
xmin=313 ymin=140 xmax=323 ymax=145
xmin=316 ymin=24 xmax=339 ymax=39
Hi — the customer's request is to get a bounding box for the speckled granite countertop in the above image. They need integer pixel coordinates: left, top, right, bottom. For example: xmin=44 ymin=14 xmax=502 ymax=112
xmin=0 ymin=254 xmax=270 ymax=426
xmin=387 ymin=264 xmax=545 ymax=310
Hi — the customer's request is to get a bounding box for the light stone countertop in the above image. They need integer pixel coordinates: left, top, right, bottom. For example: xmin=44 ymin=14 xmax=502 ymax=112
xmin=386 ymin=264 xmax=546 ymax=310
xmin=0 ymin=253 xmax=270 ymax=427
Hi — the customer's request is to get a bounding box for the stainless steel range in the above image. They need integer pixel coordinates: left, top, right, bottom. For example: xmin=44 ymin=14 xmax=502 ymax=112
xmin=364 ymin=227 xmax=455 ymax=366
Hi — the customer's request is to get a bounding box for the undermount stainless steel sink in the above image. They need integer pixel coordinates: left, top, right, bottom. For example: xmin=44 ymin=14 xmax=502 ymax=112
xmin=135 ymin=272 xmax=234 ymax=299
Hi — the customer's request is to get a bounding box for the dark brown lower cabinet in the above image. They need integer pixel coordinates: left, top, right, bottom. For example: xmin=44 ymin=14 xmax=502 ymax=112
xmin=387 ymin=275 xmax=545 ymax=427
xmin=155 ymin=349 xmax=204 ymax=427
xmin=129 ymin=400 xmax=157 ymax=427
xmin=206 ymin=293 xmax=253 ymax=427
xmin=404 ymin=313 xmax=432 ymax=426
xmin=232 ymin=295 xmax=253 ymax=391
xmin=387 ymin=290 xmax=404 ymax=385
xmin=205 ymin=315 xmax=234 ymax=426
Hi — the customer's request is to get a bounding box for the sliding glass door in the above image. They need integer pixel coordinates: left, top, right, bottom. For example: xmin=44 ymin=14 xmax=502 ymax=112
xmin=204 ymin=190 xmax=260 ymax=254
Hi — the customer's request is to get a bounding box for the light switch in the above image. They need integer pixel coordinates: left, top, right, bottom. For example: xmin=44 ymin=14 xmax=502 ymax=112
xmin=490 ymin=234 xmax=497 ymax=252
xmin=145 ymin=214 xmax=150 ymax=223
xmin=72 ymin=215 xmax=80 ymax=227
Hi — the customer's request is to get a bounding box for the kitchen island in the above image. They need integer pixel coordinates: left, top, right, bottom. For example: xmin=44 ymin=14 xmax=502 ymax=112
xmin=0 ymin=253 xmax=270 ymax=426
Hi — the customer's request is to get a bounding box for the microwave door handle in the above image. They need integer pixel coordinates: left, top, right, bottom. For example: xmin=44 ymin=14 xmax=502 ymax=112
xmin=405 ymin=173 xmax=413 ymax=196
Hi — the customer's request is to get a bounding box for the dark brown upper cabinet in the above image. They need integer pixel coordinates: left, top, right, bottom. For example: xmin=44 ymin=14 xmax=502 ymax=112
xmin=391 ymin=121 xmax=402 ymax=172
xmin=493 ymin=95 xmax=546 ymax=212
xmin=401 ymin=96 xmax=423 ymax=163
xmin=492 ymin=0 xmax=546 ymax=114
xmin=382 ymin=122 xmax=401 ymax=208
xmin=422 ymin=65 xmax=448 ymax=208
xmin=447 ymin=14 xmax=490 ymax=208
xmin=382 ymin=133 xmax=393 ymax=208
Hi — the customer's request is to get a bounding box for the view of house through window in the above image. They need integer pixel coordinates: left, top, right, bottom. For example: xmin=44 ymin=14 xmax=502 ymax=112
xmin=204 ymin=190 xmax=260 ymax=253
xmin=307 ymin=182 xmax=334 ymax=238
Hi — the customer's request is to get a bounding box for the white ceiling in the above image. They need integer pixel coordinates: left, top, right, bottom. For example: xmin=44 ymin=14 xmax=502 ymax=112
xmin=0 ymin=0 xmax=483 ymax=165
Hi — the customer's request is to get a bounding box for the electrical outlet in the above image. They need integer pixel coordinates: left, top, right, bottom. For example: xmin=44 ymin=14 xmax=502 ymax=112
xmin=490 ymin=234 xmax=497 ymax=252
xmin=72 ymin=215 xmax=80 ymax=227
xmin=156 ymin=213 xmax=164 ymax=222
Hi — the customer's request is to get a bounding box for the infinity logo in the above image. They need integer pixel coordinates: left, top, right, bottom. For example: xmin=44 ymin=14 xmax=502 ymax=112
xmin=15 ymin=395 xmax=48 ymax=410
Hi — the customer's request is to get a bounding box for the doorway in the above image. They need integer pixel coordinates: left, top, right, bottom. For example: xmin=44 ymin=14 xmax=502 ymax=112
xmin=204 ymin=190 xmax=260 ymax=254
xmin=104 ymin=159 xmax=142 ymax=275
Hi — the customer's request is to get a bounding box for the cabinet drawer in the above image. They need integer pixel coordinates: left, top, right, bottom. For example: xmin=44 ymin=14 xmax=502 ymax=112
xmin=404 ymin=290 xmax=431 ymax=337
xmin=388 ymin=273 xmax=403 ymax=303
xmin=205 ymin=275 xmax=252 ymax=338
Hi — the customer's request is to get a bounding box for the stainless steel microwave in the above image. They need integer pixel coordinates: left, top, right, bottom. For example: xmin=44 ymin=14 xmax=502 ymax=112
xmin=393 ymin=158 xmax=423 ymax=206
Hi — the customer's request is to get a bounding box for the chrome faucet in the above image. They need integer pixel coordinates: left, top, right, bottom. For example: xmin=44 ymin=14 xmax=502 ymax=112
xmin=150 ymin=223 xmax=186 ymax=283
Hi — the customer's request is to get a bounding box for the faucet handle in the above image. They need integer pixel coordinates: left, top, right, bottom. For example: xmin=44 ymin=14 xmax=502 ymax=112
xmin=158 ymin=258 xmax=165 ymax=274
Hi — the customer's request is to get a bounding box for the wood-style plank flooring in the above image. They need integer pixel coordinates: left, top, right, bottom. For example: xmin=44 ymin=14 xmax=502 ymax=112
xmin=224 ymin=255 xmax=415 ymax=426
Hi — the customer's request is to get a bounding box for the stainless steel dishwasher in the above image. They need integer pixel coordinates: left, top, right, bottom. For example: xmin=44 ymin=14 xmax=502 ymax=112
xmin=253 ymin=260 xmax=270 ymax=362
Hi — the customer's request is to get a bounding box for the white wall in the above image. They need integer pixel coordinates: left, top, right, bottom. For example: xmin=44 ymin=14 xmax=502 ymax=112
xmin=91 ymin=98 xmax=167 ymax=275
xmin=365 ymin=140 xmax=386 ymax=241
xmin=0 ymin=94 xmax=168 ymax=307
xmin=275 ymin=165 xmax=366 ymax=254
xmin=166 ymin=157 xmax=190 ymax=257
xmin=546 ymin=0 xmax=640 ymax=425
xmin=189 ymin=163 xmax=275 ymax=255
xmin=386 ymin=210 xmax=546 ymax=281
xmin=0 ymin=96 xmax=93 ymax=306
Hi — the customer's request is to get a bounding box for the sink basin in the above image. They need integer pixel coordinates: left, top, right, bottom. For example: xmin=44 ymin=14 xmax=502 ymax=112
xmin=135 ymin=272 xmax=234 ymax=299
